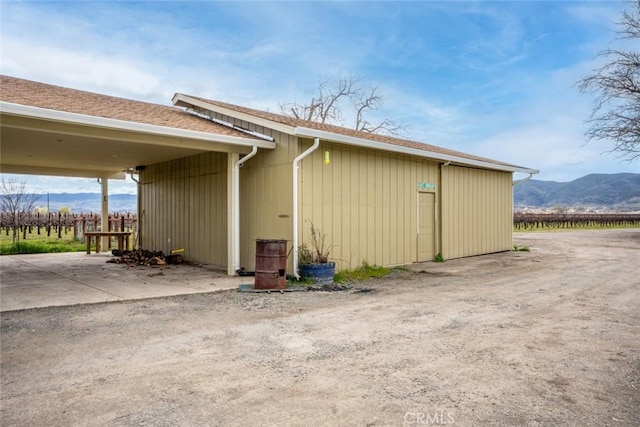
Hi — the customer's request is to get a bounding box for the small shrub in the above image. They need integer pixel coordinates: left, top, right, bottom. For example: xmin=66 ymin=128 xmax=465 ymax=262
xmin=297 ymin=243 xmax=315 ymax=265
xmin=434 ymin=253 xmax=445 ymax=262
xmin=512 ymin=245 xmax=530 ymax=252
xmin=287 ymin=276 xmax=315 ymax=286
xmin=299 ymin=221 xmax=335 ymax=264
xmin=334 ymin=262 xmax=391 ymax=283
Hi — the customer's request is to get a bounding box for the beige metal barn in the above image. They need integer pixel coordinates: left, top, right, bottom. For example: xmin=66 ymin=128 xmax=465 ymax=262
xmin=0 ymin=76 xmax=538 ymax=276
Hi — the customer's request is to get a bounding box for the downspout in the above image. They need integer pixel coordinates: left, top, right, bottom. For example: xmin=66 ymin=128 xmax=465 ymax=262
xmin=233 ymin=146 xmax=258 ymax=273
xmin=128 ymin=170 xmax=141 ymax=249
xmin=292 ymin=137 xmax=320 ymax=279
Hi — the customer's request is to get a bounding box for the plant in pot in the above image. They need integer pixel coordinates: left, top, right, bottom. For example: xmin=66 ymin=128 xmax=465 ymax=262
xmin=298 ymin=222 xmax=336 ymax=284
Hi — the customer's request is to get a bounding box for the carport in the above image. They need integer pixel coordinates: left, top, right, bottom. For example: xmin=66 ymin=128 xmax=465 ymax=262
xmin=0 ymin=76 xmax=276 ymax=275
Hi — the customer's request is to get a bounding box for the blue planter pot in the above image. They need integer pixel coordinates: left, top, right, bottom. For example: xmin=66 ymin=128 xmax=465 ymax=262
xmin=299 ymin=262 xmax=335 ymax=284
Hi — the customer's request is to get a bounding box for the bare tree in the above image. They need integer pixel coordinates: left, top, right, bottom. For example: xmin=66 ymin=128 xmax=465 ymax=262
xmin=0 ymin=179 xmax=40 ymax=244
xmin=577 ymin=0 xmax=640 ymax=161
xmin=280 ymin=75 xmax=404 ymax=135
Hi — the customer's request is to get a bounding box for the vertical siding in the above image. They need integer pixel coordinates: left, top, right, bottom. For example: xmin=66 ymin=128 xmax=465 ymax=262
xmin=237 ymin=132 xmax=296 ymax=272
xmin=139 ymin=152 xmax=228 ymax=268
xmin=161 ymin=112 xmax=299 ymax=271
xmin=138 ymin=107 xmax=514 ymax=272
xmin=440 ymin=165 xmax=513 ymax=259
xmin=299 ymin=142 xmax=439 ymax=270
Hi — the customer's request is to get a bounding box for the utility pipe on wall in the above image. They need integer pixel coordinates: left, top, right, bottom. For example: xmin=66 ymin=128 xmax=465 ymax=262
xmin=292 ymin=137 xmax=320 ymax=279
xmin=128 ymin=170 xmax=141 ymax=249
xmin=233 ymin=146 xmax=258 ymax=274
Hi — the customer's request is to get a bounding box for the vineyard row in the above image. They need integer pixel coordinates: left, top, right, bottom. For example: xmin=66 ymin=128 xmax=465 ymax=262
xmin=2 ymin=212 xmax=638 ymax=237
xmin=514 ymin=213 xmax=640 ymax=229
xmin=1 ymin=212 xmax=137 ymax=240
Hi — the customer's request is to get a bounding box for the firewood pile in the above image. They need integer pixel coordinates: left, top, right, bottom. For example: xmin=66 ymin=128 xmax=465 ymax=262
xmin=108 ymin=249 xmax=184 ymax=266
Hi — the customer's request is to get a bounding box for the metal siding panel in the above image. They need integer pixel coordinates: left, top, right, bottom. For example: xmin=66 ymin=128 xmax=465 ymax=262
xmin=138 ymin=152 xmax=228 ymax=267
xmin=441 ymin=166 xmax=449 ymax=258
xmin=410 ymin=161 xmax=420 ymax=261
xmin=350 ymin=149 xmax=361 ymax=267
xmin=299 ymin=143 xmax=439 ymax=270
xmin=381 ymin=155 xmax=390 ymax=265
xmin=204 ymin=154 xmax=213 ymax=262
xmin=397 ymin=159 xmax=407 ymax=263
xmin=239 ymin=130 xmax=294 ymax=271
xmin=388 ymin=158 xmax=398 ymax=265
xmin=340 ymin=148 xmax=352 ymax=266
xmin=440 ymin=166 xmax=512 ymax=259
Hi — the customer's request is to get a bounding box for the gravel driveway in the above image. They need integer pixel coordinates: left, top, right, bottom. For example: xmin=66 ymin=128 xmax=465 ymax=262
xmin=2 ymin=229 xmax=639 ymax=426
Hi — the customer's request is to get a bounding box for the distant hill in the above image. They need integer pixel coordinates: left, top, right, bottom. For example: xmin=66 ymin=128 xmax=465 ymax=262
xmin=32 ymin=193 xmax=137 ymax=213
xmin=515 ymin=173 xmax=640 ymax=210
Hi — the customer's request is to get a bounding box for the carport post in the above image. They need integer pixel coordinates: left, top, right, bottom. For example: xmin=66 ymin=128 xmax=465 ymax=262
xmin=101 ymin=178 xmax=109 ymax=251
xmin=227 ymin=147 xmax=258 ymax=276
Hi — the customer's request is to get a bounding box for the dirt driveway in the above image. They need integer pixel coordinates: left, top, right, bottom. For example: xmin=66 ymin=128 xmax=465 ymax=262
xmin=2 ymin=229 xmax=639 ymax=426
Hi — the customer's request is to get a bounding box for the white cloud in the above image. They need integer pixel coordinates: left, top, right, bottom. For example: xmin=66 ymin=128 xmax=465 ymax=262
xmin=1 ymin=0 xmax=637 ymax=188
xmin=0 ymin=174 xmax=137 ymax=195
xmin=473 ymin=96 xmax=638 ymax=182
xmin=1 ymin=38 xmax=170 ymax=102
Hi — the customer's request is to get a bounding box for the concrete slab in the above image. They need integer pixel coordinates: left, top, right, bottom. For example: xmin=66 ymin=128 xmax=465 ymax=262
xmin=0 ymin=252 xmax=247 ymax=311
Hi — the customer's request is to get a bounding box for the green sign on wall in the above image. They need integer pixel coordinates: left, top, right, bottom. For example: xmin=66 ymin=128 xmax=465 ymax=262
xmin=417 ymin=182 xmax=436 ymax=191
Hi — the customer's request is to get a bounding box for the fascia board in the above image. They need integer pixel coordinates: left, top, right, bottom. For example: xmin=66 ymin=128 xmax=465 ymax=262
xmin=0 ymin=101 xmax=276 ymax=150
xmin=172 ymin=94 xmax=296 ymax=136
xmin=1 ymin=163 xmax=126 ymax=179
xmin=294 ymin=126 xmax=539 ymax=175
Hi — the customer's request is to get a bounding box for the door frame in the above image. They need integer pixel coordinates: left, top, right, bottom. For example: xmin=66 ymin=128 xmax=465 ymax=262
xmin=417 ymin=191 xmax=436 ymax=262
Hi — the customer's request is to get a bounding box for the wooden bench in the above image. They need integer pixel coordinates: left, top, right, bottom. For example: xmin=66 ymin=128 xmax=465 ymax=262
xmin=85 ymin=231 xmax=131 ymax=254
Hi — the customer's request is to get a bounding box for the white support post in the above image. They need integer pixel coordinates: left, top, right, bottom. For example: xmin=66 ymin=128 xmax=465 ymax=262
xmin=101 ymin=178 xmax=109 ymax=252
xmin=229 ymin=147 xmax=258 ymax=276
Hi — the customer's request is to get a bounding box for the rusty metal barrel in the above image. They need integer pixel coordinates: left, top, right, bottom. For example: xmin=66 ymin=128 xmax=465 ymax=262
xmin=255 ymin=239 xmax=287 ymax=289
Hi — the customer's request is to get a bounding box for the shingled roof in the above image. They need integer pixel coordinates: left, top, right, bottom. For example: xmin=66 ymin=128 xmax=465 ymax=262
xmin=0 ymin=75 xmax=259 ymax=140
xmin=176 ymin=94 xmax=531 ymax=171
xmin=1 ymin=75 xmax=534 ymax=173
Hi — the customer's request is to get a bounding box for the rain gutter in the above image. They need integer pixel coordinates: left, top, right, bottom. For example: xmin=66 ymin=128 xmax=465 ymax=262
xmin=293 ymin=126 xmax=539 ymax=175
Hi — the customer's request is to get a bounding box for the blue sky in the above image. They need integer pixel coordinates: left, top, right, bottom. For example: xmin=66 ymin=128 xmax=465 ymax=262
xmin=1 ymin=0 xmax=638 ymax=194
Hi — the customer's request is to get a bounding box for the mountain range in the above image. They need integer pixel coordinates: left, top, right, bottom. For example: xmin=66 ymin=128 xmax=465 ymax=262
xmin=32 ymin=193 xmax=137 ymax=214
xmin=514 ymin=173 xmax=640 ymax=210
xmin=28 ymin=173 xmax=639 ymax=213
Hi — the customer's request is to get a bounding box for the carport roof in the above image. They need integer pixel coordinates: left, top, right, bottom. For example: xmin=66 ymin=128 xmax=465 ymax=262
xmin=1 ymin=75 xmax=260 ymax=138
xmin=0 ymin=76 xmax=272 ymax=179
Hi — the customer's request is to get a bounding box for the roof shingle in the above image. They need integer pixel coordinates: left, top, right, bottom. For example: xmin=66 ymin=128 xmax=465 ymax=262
xmin=1 ymin=75 xmax=530 ymax=171
xmin=0 ymin=75 xmax=258 ymax=140
xmin=181 ymin=95 xmax=524 ymax=169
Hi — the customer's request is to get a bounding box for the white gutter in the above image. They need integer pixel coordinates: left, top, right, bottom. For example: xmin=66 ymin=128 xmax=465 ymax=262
xmin=233 ymin=146 xmax=258 ymax=273
xmin=294 ymin=126 xmax=539 ymax=175
xmin=513 ymin=172 xmax=535 ymax=186
xmin=292 ymin=137 xmax=320 ymax=279
xmin=1 ymin=101 xmax=276 ymax=150
xmin=0 ymin=164 xmax=126 ymax=179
